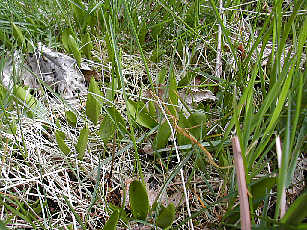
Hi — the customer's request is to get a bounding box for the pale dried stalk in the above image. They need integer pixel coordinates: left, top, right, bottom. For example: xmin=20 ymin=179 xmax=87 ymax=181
xmin=232 ymin=136 xmax=251 ymax=230
xmin=276 ymin=135 xmax=286 ymax=218
xmin=215 ymin=0 xmax=223 ymax=78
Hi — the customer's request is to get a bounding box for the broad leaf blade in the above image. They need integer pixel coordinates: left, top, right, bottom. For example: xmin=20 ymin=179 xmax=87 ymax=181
xmin=99 ymin=115 xmax=115 ymax=142
xmin=154 ymin=121 xmax=171 ymax=150
xmin=177 ymin=112 xmax=192 ymax=146
xmin=103 ymin=209 xmax=119 ymax=230
xmin=188 ymin=112 xmax=206 ymax=141
xmin=105 ymin=106 xmax=128 ymax=137
xmin=14 ymin=85 xmax=37 ymax=109
xmin=82 ymin=32 xmax=93 ymax=59
xmin=168 ymin=70 xmax=178 ymax=116
xmin=55 ymin=130 xmax=71 ymax=155
xmin=86 ymin=78 xmax=102 ymax=125
xmin=68 ymin=34 xmax=81 ymax=67
xmin=156 ymin=203 xmax=176 ymax=229
xmin=11 ymin=22 xmax=25 ymax=45
xmin=129 ymin=180 xmax=149 ymax=220
xmin=251 ymin=177 xmax=276 ymax=201
xmin=65 ymin=110 xmax=77 ymax=128
xmin=61 ymin=28 xmax=71 ymax=52
xmin=76 ymin=124 xmax=89 ymax=160
xmin=127 ymin=99 xmax=157 ymax=129
xmin=281 ymin=192 xmax=307 ymax=225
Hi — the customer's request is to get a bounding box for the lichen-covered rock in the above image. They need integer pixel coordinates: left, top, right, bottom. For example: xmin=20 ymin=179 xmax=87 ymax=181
xmin=1 ymin=43 xmax=87 ymax=99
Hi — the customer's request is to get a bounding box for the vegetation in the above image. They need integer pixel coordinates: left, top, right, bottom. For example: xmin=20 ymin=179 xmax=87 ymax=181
xmin=0 ymin=0 xmax=306 ymax=229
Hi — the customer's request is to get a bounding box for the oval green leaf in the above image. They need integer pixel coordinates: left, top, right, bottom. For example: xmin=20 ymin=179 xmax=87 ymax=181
xmin=12 ymin=22 xmax=25 ymax=45
xmin=177 ymin=112 xmax=191 ymax=146
xmin=188 ymin=112 xmax=207 ymax=140
xmin=99 ymin=115 xmax=115 ymax=143
xmin=68 ymin=34 xmax=81 ymax=67
xmin=103 ymin=209 xmax=119 ymax=230
xmin=76 ymin=124 xmax=89 ymax=160
xmin=55 ymin=130 xmax=71 ymax=155
xmin=86 ymin=78 xmax=102 ymax=125
xmin=281 ymin=192 xmax=307 ymax=225
xmin=61 ymin=28 xmax=71 ymax=52
xmin=251 ymin=177 xmax=277 ymax=201
xmin=127 ymin=99 xmax=157 ymax=129
xmin=156 ymin=203 xmax=176 ymax=229
xmin=105 ymin=106 xmax=127 ymax=137
xmin=129 ymin=180 xmax=149 ymax=220
xmin=14 ymin=86 xmax=37 ymax=109
xmin=65 ymin=110 xmax=77 ymax=127
xmin=154 ymin=121 xmax=171 ymax=150
xmin=82 ymin=32 xmax=93 ymax=59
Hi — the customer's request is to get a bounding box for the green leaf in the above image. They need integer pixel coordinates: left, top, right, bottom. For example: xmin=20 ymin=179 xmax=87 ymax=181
xmin=188 ymin=112 xmax=206 ymax=141
xmin=71 ymin=0 xmax=85 ymax=29
xmin=251 ymin=177 xmax=276 ymax=201
xmin=105 ymin=106 xmax=128 ymax=137
xmin=10 ymin=119 xmax=17 ymax=135
xmin=82 ymin=32 xmax=93 ymax=59
xmin=177 ymin=112 xmax=191 ymax=146
xmin=156 ymin=203 xmax=176 ymax=229
xmin=148 ymin=101 xmax=157 ymax=118
xmin=168 ymin=70 xmax=178 ymax=116
xmin=14 ymin=86 xmax=37 ymax=109
xmin=103 ymin=209 xmax=119 ymax=230
xmin=108 ymin=205 xmax=129 ymax=225
xmin=150 ymin=49 xmax=165 ymax=63
xmin=11 ymin=22 xmax=25 ymax=45
xmin=176 ymin=112 xmax=206 ymax=149
xmin=154 ymin=121 xmax=171 ymax=150
xmin=76 ymin=124 xmax=89 ymax=160
xmin=56 ymin=119 xmax=61 ymax=128
xmin=0 ymin=84 xmax=6 ymax=101
xmin=158 ymin=68 xmax=167 ymax=85
xmin=99 ymin=115 xmax=115 ymax=143
xmin=105 ymin=31 xmax=115 ymax=63
xmin=61 ymin=28 xmax=71 ymax=52
xmin=86 ymin=78 xmax=102 ymax=125
xmin=105 ymin=78 xmax=118 ymax=102
xmin=138 ymin=23 xmax=147 ymax=47
xmin=281 ymin=192 xmax=307 ymax=225
xmin=151 ymin=21 xmax=166 ymax=40
xmin=295 ymin=224 xmax=307 ymax=230
xmin=127 ymin=99 xmax=158 ymax=129
xmin=129 ymin=180 xmax=149 ymax=220
xmin=178 ymin=71 xmax=194 ymax=87
xmin=55 ymin=130 xmax=71 ymax=155
xmin=68 ymin=34 xmax=81 ymax=67
xmin=0 ymin=30 xmax=12 ymax=49
xmin=14 ymin=85 xmax=48 ymax=120
xmin=65 ymin=110 xmax=77 ymax=128
xmin=13 ymin=85 xmax=39 ymax=118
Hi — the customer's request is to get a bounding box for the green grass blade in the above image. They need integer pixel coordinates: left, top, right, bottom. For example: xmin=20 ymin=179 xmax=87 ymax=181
xmin=281 ymin=192 xmax=307 ymax=225
xmin=122 ymin=0 xmax=153 ymax=88
xmin=108 ymin=14 xmax=144 ymax=182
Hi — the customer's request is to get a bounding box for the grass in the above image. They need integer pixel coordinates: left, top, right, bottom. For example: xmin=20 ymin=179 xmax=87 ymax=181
xmin=0 ymin=0 xmax=306 ymax=229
